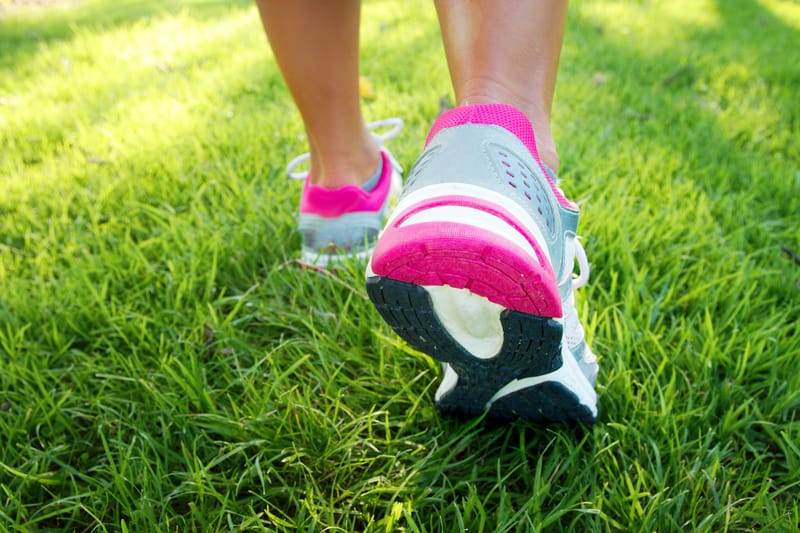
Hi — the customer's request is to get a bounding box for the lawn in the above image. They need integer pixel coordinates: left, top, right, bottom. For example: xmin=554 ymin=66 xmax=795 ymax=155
xmin=1 ymin=0 xmax=798 ymax=530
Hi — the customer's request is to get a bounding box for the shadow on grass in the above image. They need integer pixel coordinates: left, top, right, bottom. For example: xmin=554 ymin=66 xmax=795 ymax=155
xmin=563 ymin=0 xmax=798 ymax=289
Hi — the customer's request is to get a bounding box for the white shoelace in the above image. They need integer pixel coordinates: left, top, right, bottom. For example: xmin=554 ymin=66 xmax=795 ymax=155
xmin=572 ymin=238 xmax=590 ymax=290
xmin=566 ymin=237 xmax=596 ymax=365
xmin=286 ymin=118 xmax=404 ymax=181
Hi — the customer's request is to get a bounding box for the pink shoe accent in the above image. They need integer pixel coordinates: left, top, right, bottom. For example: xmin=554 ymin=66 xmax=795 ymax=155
xmin=392 ymin=195 xmax=553 ymax=271
xmin=371 ymin=211 xmax=562 ymax=318
xmin=300 ymin=150 xmax=392 ymax=218
xmin=425 ymin=103 xmax=575 ymax=209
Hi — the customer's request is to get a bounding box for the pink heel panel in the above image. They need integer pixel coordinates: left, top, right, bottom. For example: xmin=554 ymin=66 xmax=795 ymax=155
xmin=391 ymin=195 xmax=553 ymax=272
xmin=371 ymin=221 xmax=562 ymax=317
xmin=299 ymin=150 xmax=393 ymax=218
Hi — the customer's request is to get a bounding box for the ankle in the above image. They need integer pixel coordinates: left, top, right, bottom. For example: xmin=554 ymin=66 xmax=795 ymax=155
xmin=309 ymin=133 xmax=381 ymax=189
xmin=537 ymin=143 xmax=559 ymax=175
xmin=456 ymin=94 xmax=559 ymax=173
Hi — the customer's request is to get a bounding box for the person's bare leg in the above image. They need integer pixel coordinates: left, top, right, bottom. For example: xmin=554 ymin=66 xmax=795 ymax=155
xmin=434 ymin=0 xmax=567 ymax=172
xmin=256 ymin=0 xmax=379 ymax=188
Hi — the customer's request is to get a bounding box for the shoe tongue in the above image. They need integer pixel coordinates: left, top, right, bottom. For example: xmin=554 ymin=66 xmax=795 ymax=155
xmin=426 ymin=103 xmax=542 ymax=163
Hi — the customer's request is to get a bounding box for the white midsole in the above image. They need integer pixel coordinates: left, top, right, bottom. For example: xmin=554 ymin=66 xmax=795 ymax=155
xmin=400 ymin=205 xmax=541 ymax=266
xmin=384 ymin=183 xmax=553 ymax=264
xmin=425 ymin=285 xmax=505 ymax=359
xmin=435 ymin=365 xmax=459 ymax=403
xmin=301 ymin=248 xmax=371 ymax=268
xmin=485 ymin=340 xmax=597 ymax=415
xmin=434 ymin=339 xmax=597 ymax=416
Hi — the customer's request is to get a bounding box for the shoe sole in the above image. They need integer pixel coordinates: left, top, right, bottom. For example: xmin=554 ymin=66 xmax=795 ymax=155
xmin=367 ymin=186 xmax=597 ymax=424
xmin=367 ymin=279 xmax=596 ymax=424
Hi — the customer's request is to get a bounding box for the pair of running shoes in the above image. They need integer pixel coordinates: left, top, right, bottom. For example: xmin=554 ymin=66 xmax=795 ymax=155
xmin=288 ymin=103 xmax=598 ymax=424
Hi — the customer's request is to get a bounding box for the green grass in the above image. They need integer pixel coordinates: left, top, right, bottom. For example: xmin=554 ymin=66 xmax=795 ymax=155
xmin=1 ymin=0 xmax=798 ymax=530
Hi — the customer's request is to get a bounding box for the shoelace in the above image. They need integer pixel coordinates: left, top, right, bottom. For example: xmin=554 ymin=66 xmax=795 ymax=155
xmin=572 ymin=238 xmax=590 ymax=290
xmin=286 ymin=118 xmax=404 ymax=181
xmin=568 ymin=237 xmax=597 ymax=365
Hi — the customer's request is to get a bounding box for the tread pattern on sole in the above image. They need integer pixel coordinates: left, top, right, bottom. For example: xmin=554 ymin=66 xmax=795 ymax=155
xmin=367 ymin=277 xmax=595 ymax=424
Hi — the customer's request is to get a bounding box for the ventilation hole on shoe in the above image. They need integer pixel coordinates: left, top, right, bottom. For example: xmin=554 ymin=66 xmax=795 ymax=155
xmin=489 ymin=142 xmax=557 ymax=238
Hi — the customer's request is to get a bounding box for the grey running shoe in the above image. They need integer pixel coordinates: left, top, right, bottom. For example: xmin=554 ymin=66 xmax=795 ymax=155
xmin=366 ymin=104 xmax=598 ymax=424
xmin=287 ymin=119 xmax=403 ymax=268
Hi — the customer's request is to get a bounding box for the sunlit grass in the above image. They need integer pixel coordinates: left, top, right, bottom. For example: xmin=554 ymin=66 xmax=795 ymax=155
xmin=1 ymin=0 xmax=798 ymax=531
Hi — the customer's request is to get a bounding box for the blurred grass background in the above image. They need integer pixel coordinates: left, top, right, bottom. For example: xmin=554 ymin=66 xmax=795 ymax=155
xmin=1 ymin=0 xmax=798 ymax=530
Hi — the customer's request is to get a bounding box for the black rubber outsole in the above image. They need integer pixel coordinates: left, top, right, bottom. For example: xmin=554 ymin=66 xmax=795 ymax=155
xmin=366 ymin=277 xmax=596 ymax=424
